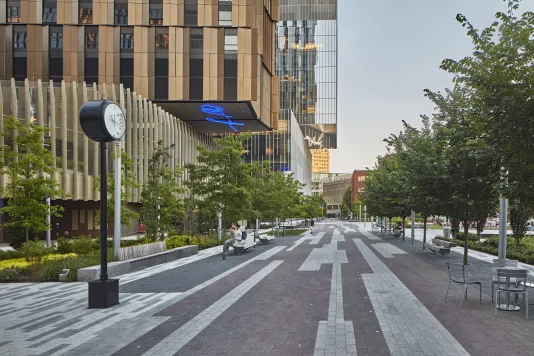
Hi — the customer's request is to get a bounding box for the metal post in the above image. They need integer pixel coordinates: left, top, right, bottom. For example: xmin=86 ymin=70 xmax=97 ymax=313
xmin=254 ymin=219 xmax=260 ymax=241
xmin=113 ymin=141 xmax=121 ymax=258
xmin=217 ymin=208 xmax=222 ymax=240
xmin=359 ymin=203 xmax=362 ymax=223
xmin=99 ymin=142 xmax=108 ymax=282
xmin=45 ymin=196 xmax=51 ymax=248
xmin=411 ymin=210 xmax=415 ymax=245
xmin=364 ymin=205 xmax=367 ymax=226
xmin=498 ymin=198 xmax=508 ymax=260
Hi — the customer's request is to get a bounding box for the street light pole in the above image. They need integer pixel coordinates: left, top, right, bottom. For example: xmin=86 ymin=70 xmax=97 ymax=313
xmin=364 ymin=205 xmax=367 ymax=226
xmin=411 ymin=209 xmax=415 ymax=245
xmin=46 ymin=196 xmax=51 ymax=248
xmin=497 ymin=198 xmax=508 ymax=261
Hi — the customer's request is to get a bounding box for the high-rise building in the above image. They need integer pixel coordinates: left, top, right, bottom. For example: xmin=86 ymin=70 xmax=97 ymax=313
xmin=0 ymin=1 xmax=281 ymax=241
xmin=0 ymin=1 xmax=279 ymax=134
xmin=243 ymin=0 xmax=338 ymax=192
xmin=311 ymin=148 xmax=330 ymax=173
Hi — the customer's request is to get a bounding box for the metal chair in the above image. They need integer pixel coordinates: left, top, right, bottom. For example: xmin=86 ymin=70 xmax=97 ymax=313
xmin=491 ymin=259 xmax=518 ymax=302
xmin=495 ymin=269 xmax=528 ymax=320
xmin=444 ymin=262 xmax=482 ymax=308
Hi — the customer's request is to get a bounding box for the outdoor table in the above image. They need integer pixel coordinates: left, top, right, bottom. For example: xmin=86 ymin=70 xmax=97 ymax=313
xmin=492 ymin=267 xmax=521 ymax=311
xmin=518 ymin=281 xmax=534 ymax=306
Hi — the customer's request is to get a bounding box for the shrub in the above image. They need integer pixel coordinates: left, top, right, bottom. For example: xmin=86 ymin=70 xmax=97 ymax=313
xmin=36 ymin=248 xmax=115 ymax=282
xmin=19 ymin=240 xmax=50 ymax=275
xmin=0 ymin=267 xmax=20 ymax=282
xmin=0 ymin=250 xmax=23 ymax=261
xmin=56 ymin=237 xmax=73 ymax=254
xmin=6 ymin=227 xmax=41 ymax=250
xmin=454 ymin=232 xmax=479 ymax=241
xmin=71 ymin=237 xmax=97 ymax=256
xmin=166 ymin=235 xmax=190 ymax=249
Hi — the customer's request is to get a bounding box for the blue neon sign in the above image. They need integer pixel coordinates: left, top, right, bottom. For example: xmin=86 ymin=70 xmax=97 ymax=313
xmin=201 ymin=104 xmax=244 ymax=132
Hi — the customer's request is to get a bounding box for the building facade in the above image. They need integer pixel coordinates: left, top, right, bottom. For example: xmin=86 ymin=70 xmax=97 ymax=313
xmin=311 ymin=148 xmax=329 ymax=173
xmin=351 ymin=169 xmax=367 ymax=203
xmin=0 ymin=0 xmax=279 ymax=130
xmin=322 ymin=173 xmax=350 ymax=217
xmin=0 ymin=1 xmax=282 ymax=241
xmin=244 ymin=0 xmax=337 ymax=191
xmin=311 ymin=172 xmax=348 ymax=196
xmin=0 ymin=79 xmax=214 ymax=241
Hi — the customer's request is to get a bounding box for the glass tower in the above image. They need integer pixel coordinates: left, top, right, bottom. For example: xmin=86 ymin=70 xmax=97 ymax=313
xmin=243 ymin=0 xmax=338 ymax=187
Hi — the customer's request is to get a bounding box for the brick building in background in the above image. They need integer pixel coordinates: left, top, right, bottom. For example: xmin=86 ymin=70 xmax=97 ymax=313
xmin=351 ymin=169 xmax=367 ymax=203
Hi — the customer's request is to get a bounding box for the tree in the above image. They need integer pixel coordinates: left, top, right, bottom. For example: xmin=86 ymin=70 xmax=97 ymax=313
xmin=186 ymin=134 xmax=252 ymax=230
xmin=94 ymin=149 xmax=139 ymax=228
xmin=425 ymin=85 xmax=499 ymax=264
xmin=509 ymin=201 xmax=531 ymax=247
xmin=302 ymin=194 xmax=324 ymax=219
xmin=140 ymin=142 xmax=185 ymax=241
xmin=0 ymin=117 xmax=64 ymax=247
xmin=342 ymin=187 xmax=352 ymax=219
xmin=440 ymin=0 xmax=534 ymax=213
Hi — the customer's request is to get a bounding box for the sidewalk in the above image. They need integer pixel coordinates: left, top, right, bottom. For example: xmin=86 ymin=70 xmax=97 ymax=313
xmin=1 ymin=223 xmax=533 ymax=356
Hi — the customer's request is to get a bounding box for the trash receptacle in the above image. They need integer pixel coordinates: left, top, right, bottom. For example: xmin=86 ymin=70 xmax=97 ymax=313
xmin=443 ymin=227 xmax=451 ymax=239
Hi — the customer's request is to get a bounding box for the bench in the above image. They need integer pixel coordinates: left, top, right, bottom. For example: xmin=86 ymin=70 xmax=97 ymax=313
xmin=425 ymin=239 xmax=454 ymax=256
xmin=392 ymin=229 xmax=402 ymax=239
xmin=233 ymin=240 xmax=257 ymax=254
xmin=432 ymin=238 xmax=456 ymax=248
xmin=258 ymin=235 xmax=275 ymax=244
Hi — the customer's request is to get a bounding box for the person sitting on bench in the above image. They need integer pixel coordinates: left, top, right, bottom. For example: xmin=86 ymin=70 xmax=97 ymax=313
xmin=234 ymin=224 xmax=243 ymax=253
xmin=222 ymin=225 xmax=237 ymax=260
xmin=393 ymin=222 xmax=402 ymax=238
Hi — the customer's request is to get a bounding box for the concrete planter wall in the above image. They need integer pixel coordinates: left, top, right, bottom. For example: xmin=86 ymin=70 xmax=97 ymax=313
xmin=118 ymin=241 xmax=166 ymax=261
xmin=77 ymin=245 xmax=198 ymax=282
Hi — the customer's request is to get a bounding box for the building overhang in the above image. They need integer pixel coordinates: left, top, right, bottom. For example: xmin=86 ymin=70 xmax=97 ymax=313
xmin=299 ymin=124 xmax=337 ymax=149
xmin=152 ymin=100 xmax=272 ymax=134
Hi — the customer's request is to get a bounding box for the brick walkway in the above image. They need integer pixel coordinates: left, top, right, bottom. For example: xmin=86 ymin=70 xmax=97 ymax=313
xmin=0 ymin=221 xmax=533 ymax=356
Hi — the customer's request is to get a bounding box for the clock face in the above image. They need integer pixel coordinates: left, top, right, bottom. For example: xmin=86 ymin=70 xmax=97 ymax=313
xmin=103 ymin=103 xmax=125 ymax=140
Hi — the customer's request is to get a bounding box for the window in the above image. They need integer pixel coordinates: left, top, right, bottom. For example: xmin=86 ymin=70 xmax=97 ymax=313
xmin=84 ymin=27 xmax=99 ymax=85
xmin=223 ymin=28 xmax=237 ymax=100
xmin=155 ymin=32 xmax=169 ymax=50
xmin=149 ymin=0 xmax=163 ymax=25
xmin=13 ymin=28 xmax=27 ymax=49
xmin=218 ymin=0 xmax=232 ymax=27
xmin=184 ymin=0 xmax=198 ymax=26
xmin=12 ymin=26 xmax=27 ymax=81
xmin=155 ymin=28 xmax=168 ymax=99
xmin=85 ymin=29 xmax=98 ymax=49
xmin=49 ymin=27 xmax=63 ymax=49
xmin=120 ymin=27 xmax=134 ymax=91
xmin=115 ymin=0 xmax=128 ymax=25
xmin=358 ymin=176 xmax=365 ymax=181
xmin=43 ymin=0 xmax=57 ymax=23
xmin=79 ymin=0 xmax=93 ymax=24
xmin=189 ymin=28 xmax=203 ymax=100
xmin=49 ymin=26 xmax=63 ymax=82
xmin=120 ymin=31 xmax=134 ymax=51
xmin=7 ymin=0 xmax=21 ymax=23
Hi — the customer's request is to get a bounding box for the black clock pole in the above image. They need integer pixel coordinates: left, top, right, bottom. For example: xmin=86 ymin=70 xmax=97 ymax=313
xmin=99 ymin=141 xmax=108 ymax=281
xmin=81 ymin=100 xmax=121 ymax=309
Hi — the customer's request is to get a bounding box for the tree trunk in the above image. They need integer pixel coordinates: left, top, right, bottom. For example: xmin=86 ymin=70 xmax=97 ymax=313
xmin=463 ymin=220 xmax=469 ymax=265
xmin=25 ymin=227 xmax=29 ymax=242
xmin=402 ymin=216 xmax=406 ymax=242
xmin=422 ymin=217 xmax=427 ymax=249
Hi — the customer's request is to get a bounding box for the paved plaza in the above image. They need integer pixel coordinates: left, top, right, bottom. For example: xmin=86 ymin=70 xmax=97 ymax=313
xmin=1 ymin=221 xmax=534 ymax=356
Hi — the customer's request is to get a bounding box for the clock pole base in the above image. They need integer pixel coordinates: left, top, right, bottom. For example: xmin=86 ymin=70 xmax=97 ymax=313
xmin=88 ymin=278 xmax=120 ymax=309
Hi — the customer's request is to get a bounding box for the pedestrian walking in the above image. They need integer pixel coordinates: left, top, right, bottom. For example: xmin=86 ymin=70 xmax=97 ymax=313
xmin=222 ymin=225 xmax=237 ymax=260
xmin=311 ymin=219 xmax=315 ymax=233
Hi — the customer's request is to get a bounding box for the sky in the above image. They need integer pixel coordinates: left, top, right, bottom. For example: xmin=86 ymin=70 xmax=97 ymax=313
xmin=330 ymin=0 xmax=534 ymax=173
